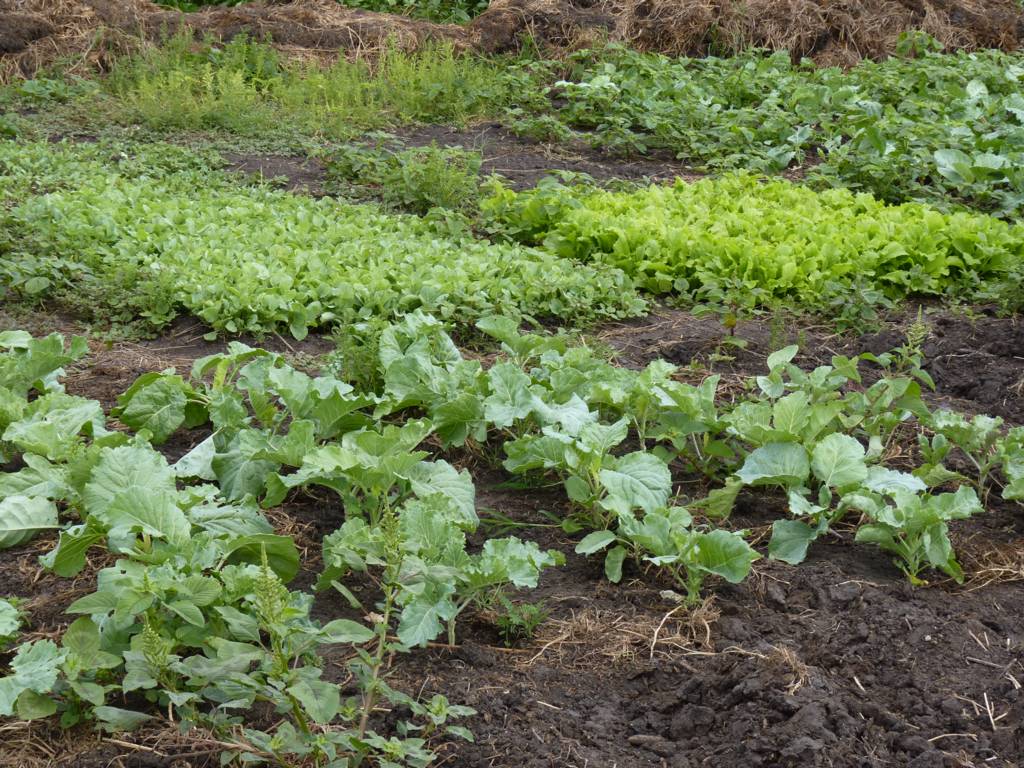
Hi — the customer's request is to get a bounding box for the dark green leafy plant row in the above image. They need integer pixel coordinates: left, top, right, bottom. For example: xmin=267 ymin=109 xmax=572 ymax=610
xmin=1 ymin=315 xmax=1022 ymax=759
xmin=510 ymin=44 xmax=1024 ymax=218
xmin=481 ymin=173 xmax=1024 ymax=321
xmin=0 ymin=140 xmax=645 ymax=337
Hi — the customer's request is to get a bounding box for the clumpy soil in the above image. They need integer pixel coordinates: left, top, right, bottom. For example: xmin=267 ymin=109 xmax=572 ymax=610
xmin=1 ymin=307 xmax=1022 ymax=767
xmin=601 ymin=304 xmax=1024 ymax=425
xmin=220 ymin=123 xmax=696 ymax=196
xmin=388 ymin=492 xmax=1024 ymax=768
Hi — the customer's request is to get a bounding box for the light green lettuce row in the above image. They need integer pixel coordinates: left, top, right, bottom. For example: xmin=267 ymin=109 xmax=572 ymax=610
xmin=483 ymin=173 xmax=1024 ymax=309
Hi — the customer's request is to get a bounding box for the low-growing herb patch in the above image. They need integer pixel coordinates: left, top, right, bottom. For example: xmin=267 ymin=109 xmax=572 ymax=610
xmin=104 ymin=33 xmax=522 ymax=138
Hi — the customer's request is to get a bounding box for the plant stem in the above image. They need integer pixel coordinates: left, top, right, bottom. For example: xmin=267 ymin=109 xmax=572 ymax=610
xmin=356 ymin=581 xmax=393 ymax=746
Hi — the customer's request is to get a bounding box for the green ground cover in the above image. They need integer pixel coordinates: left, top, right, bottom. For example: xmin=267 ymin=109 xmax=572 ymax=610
xmin=0 ymin=141 xmax=644 ymax=337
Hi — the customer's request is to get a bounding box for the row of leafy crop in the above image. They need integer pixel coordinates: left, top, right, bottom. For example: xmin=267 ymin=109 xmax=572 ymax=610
xmin=1 ymin=315 xmax=1023 ymax=760
xmin=481 ymin=174 xmax=1024 ymax=322
xmin=340 ymin=312 xmax=1023 ymax=585
xmin=0 ymin=329 xmax=555 ymax=764
xmin=7 ymin=139 xmax=1024 ymax=342
xmin=0 ymin=140 xmax=644 ymax=337
xmin=16 ymin=34 xmax=1024 ymax=219
xmin=511 ymin=45 xmax=1024 ymax=218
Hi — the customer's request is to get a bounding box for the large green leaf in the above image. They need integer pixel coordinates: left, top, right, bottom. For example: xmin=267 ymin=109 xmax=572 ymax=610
xmin=221 ymin=534 xmax=301 ymax=583
xmin=502 ymin=433 xmax=571 ymax=474
xmin=3 ymin=396 xmax=106 ymax=460
xmin=933 ymin=148 xmax=974 ymax=184
xmin=288 ymin=678 xmax=340 ymax=724
xmin=533 ymin=395 xmax=595 ymax=435
xmin=736 ymin=443 xmax=809 ymax=487
xmin=772 ymin=391 xmax=810 ymax=437
xmin=114 ymin=372 xmax=192 ymax=444
xmin=483 ymin=363 xmax=537 ymax=428
xmin=397 ymin=583 xmax=456 ymax=648
xmin=864 ymin=466 xmax=926 ymax=494
xmin=83 ymin=444 xmax=176 ymax=512
xmin=0 ymin=333 xmax=87 ymax=397
xmin=922 ymin=522 xmax=963 ymax=582
xmin=604 ymin=545 xmax=627 ymax=582
xmin=432 ymin=392 xmax=486 ymax=448
xmin=92 ymin=488 xmax=190 ymax=548
xmin=484 ymin=537 xmax=561 ymax=587
xmin=406 ymin=460 xmax=477 ymax=528
xmin=212 ymin=430 xmax=279 ymax=501
xmin=810 ymin=433 xmax=867 ymax=489
xmin=319 ymin=619 xmax=375 ymax=645
xmin=173 ymin=435 xmax=217 ymax=481
xmin=694 ymin=529 xmax=759 ymax=582
xmin=0 ymin=495 xmax=59 ymax=550
xmin=44 ymin=521 xmax=106 ymax=577
xmin=930 ymin=485 xmax=982 ymax=521
xmin=575 ymin=530 xmax=616 ymax=555
xmin=0 ymin=454 xmax=71 ymax=500
xmin=599 ymin=452 xmax=672 ymax=514
xmin=577 ymin=419 xmax=629 ymax=456
xmin=768 ymin=519 xmax=819 ymax=565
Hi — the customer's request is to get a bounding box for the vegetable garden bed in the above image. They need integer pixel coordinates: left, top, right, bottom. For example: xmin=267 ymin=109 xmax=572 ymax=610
xmin=1 ymin=304 xmax=1021 ymax=768
xmin=2 ymin=28 xmax=1023 ymax=768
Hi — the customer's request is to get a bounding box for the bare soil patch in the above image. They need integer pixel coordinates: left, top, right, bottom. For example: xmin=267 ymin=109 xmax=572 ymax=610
xmin=221 ymin=122 xmax=695 ymax=194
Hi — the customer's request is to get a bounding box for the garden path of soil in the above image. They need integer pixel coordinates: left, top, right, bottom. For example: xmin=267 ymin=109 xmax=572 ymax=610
xmin=221 ymin=122 xmax=698 ymax=196
xmin=0 ymin=307 xmax=1022 ymax=767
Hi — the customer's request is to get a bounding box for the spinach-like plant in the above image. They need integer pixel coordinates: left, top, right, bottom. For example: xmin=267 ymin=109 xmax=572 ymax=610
xmin=321 ymin=496 xmax=561 ymax=647
xmin=576 ymin=506 xmax=759 ymax=604
xmin=503 ymin=418 xmax=672 ymax=531
xmin=846 ymin=486 xmax=982 ymax=584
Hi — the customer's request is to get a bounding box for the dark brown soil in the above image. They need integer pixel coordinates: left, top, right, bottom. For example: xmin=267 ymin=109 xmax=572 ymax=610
xmin=383 ymin=487 xmax=1024 ymax=768
xmin=1 ymin=305 xmax=1022 ymax=768
xmin=221 ymin=151 xmax=330 ymax=196
xmin=397 ymin=122 xmax=696 ymax=189
xmin=221 ymin=123 xmax=696 ymax=195
xmin=601 ymin=305 xmax=1024 ymax=425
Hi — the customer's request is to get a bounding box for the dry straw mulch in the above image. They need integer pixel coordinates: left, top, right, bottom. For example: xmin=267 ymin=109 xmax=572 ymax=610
xmin=2 ymin=0 xmax=1022 ymax=81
